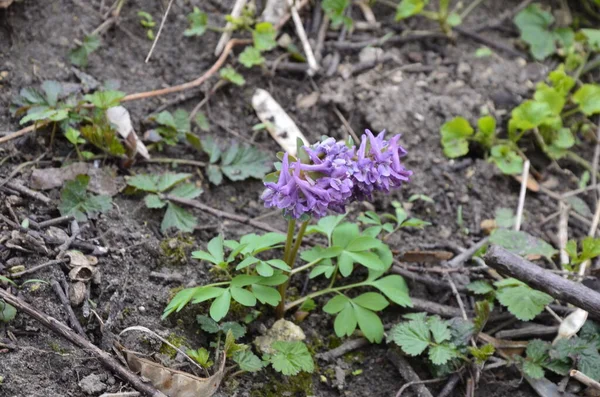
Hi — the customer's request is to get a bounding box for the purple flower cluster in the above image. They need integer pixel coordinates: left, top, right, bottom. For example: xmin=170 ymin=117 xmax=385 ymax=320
xmin=262 ymin=130 xmax=412 ymax=219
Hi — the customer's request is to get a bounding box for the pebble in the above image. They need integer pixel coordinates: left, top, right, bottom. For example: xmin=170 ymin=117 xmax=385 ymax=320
xmin=78 ymin=374 xmax=107 ymax=395
xmin=138 ymin=306 xmax=146 ymax=313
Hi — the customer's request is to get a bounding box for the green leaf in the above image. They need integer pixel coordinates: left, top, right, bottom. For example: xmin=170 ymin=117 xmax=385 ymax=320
xmin=0 ymin=300 xmax=16 ymax=322
xmin=514 ymin=4 xmax=556 ymax=60
xmin=220 ymin=143 xmax=271 ymax=182
xmin=221 ymin=322 xmax=246 ymax=339
xmin=231 ymin=286 xmax=257 ymax=307
xmin=127 ymin=174 xmax=159 ymax=192
xmin=334 ymin=305 xmax=358 ymax=337
xmin=429 ymin=344 xmax=459 ymax=365
xmin=523 ymin=361 xmax=545 ymax=378
xmin=233 ymin=350 xmax=264 ymax=372
xmin=466 ymin=280 xmax=494 ymax=295
xmin=352 ymin=292 xmax=389 ymax=311
xmin=489 ymin=144 xmax=523 ymax=175
xmin=219 ymin=67 xmax=245 ymax=86
xmin=252 ymin=22 xmax=277 ymax=51
xmin=144 ymin=194 xmax=166 ymax=209
xmin=256 ymin=261 xmax=274 ymax=277
xmin=390 ymin=319 xmax=431 ymax=356
xmin=194 ymin=112 xmax=210 ymax=132
xmin=197 ymin=315 xmax=221 ymax=333
xmin=581 ymin=29 xmax=600 ymax=51
xmin=184 ymin=7 xmax=208 ymax=37
xmin=323 ymin=294 xmax=351 ymax=314
xmin=469 ymin=344 xmax=495 ymax=364
xmin=534 ymin=83 xmax=565 ymax=115
xmin=395 ymin=0 xmax=428 ymax=20
xmin=41 ymin=81 xmax=62 ymax=107
xmin=162 ymin=286 xmax=225 ymax=317
xmin=187 ymin=347 xmax=213 ymax=368
xmin=161 ymin=203 xmax=197 ymax=233
xmin=428 ymin=316 xmax=451 ymax=343
xmin=495 ymin=283 xmax=553 ymax=321
xmin=210 ymin=289 xmax=231 ymax=321
xmin=573 ymin=84 xmax=600 ymax=116
xmin=474 ymin=47 xmax=493 ymax=57
xmin=446 ymin=12 xmax=461 ymax=27
xmin=370 ymin=275 xmax=412 ymax=307
xmin=440 ymin=117 xmax=474 ymax=158
xmin=251 ymin=284 xmax=281 ymax=306
xmin=157 ymin=173 xmax=192 ymax=192
xmin=490 ymin=229 xmax=558 ymax=260
xmin=239 ymin=46 xmax=265 ymax=68
xmin=83 ymin=90 xmax=126 ymax=109
xmin=306 ymin=214 xmax=346 ymax=243
xmin=346 ymin=236 xmax=381 ymax=252
xmin=474 ymin=115 xmax=496 ymax=148
xmin=169 ymin=183 xmax=203 ymax=200
xmin=58 ymin=175 xmax=112 ymax=222
xmin=565 ymin=196 xmax=592 ymax=218
xmin=64 ymin=127 xmax=85 ymax=145
xmin=510 ymin=100 xmax=553 ymax=131
xmin=527 ymin=339 xmax=550 ymax=362
xmin=207 ymin=235 xmax=225 ymax=264
xmin=578 ymin=347 xmax=600 ymax=381
xmin=270 ymin=341 xmax=314 ymax=375
xmin=69 ymin=34 xmax=101 ymax=67
xmin=322 ymin=0 xmax=351 ymax=28
xmin=20 ymin=107 xmax=69 ymax=124
xmin=353 ymin=305 xmax=384 ymax=343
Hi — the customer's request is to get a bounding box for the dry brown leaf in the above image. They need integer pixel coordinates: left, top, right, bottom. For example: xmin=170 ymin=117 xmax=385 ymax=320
xmin=478 ymin=332 xmax=527 ymax=358
xmin=514 ymin=174 xmax=540 ymax=192
xmin=480 ymin=219 xmax=497 ymax=235
xmin=106 ymin=106 xmax=150 ymax=159
xmin=30 ymin=163 xmax=125 ymax=196
xmin=124 ymin=351 xmax=225 ymax=397
xmin=252 ymin=88 xmax=308 ymax=156
xmin=397 ymin=250 xmax=453 ymax=263
xmin=66 ymin=250 xmax=97 ymax=268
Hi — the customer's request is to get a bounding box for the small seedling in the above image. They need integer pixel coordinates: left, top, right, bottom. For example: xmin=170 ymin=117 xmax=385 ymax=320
xmin=59 ymin=175 xmax=113 ymax=222
xmin=395 ymin=0 xmax=463 ymax=36
xmin=138 ymin=11 xmax=156 ymax=40
xmin=69 ymin=34 xmax=101 ymax=68
xmin=127 ymin=173 xmax=203 ymax=233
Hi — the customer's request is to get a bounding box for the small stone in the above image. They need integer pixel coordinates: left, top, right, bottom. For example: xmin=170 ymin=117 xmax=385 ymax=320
xmin=334 ymin=366 xmax=346 ymax=390
xmin=138 ymin=306 xmax=146 ymax=313
xmin=457 ymin=62 xmax=471 ymax=77
xmin=358 ymin=47 xmax=384 ymax=64
xmin=254 ymin=319 xmax=306 ymax=354
xmin=79 ymin=374 xmax=107 ymax=395
xmin=458 ymin=194 xmax=470 ymax=204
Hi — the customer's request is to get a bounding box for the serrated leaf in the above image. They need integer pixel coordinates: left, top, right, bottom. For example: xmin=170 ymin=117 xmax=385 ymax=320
xmin=197 ymin=315 xmax=221 ymax=333
xmin=496 ymin=285 xmax=553 ymax=321
xmin=523 ymin=361 xmax=545 ymax=378
xmin=270 ymin=341 xmax=314 ymax=375
xmin=514 ymin=4 xmax=556 ymax=60
xmin=161 ymin=202 xmax=197 ymax=233
xmin=490 ymin=229 xmax=557 ymax=260
xmin=390 ymin=319 xmax=431 ymax=356
xmin=252 ymin=22 xmax=277 ymax=51
xmin=429 ymin=344 xmax=459 ymax=365
xmin=428 ymin=316 xmax=451 ymax=343
xmin=219 ymin=67 xmax=245 ymax=86
xmin=239 ymin=46 xmax=265 ymax=68
xmin=233 ymin=350 xmax=264 ymax=372
xmin=169 ymin=183 xmax=203 ymax=200
xmin=84 ymin=90 xmax=125 ymax=109
xmin=58 ymin=175 xmax=112 ymax=222
xmin=582 ymin=29 xmax=600 ymax=51
xmin=467 ymin=280 xmax=494 ymax=295
xmin=221 ymin=322 xmax=246 ymax=339
xmin=322 ymin=0 xmax=351 ymax=28
xmin=573 ymin=84 xmax=600 ymax=116
xmin=184 ymin=7 xmax=208 ymax=37
xmin=157 ymin=173 xmax=192 ymax=192
xmin=468 ymin=344 xmax=495 ymax=364
xmin=0 ymin=300 xmax=16 ymax=322
xmin=565 ymin=196 xmax=592 ymax=218
xmin=440 ymin=117 xmax=474 ymax=158
xmin=69 ymin=34 xmax=101 ymax=67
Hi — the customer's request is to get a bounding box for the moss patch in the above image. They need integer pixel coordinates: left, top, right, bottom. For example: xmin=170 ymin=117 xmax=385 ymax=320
xmin=159 ymin=333 xmax=189 ymax=359
xmin=160 ymin=235 xmax=194 ymax=266
xmin=250 ymin=372 xmax=314 ymax=397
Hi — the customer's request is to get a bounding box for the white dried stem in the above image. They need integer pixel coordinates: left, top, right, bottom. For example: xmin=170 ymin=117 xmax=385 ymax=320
xmin=514 ymin=160 xmax=530 ymax=231
xmin=286 ymin=0 xmax=320 ymax=76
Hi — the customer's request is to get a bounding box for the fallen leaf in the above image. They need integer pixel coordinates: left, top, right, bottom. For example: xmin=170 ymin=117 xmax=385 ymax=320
xmin=478 ymin=332 xmax=527 ymax=358
xmin=252 ymin=89 xmax=308 ymax=156
xmin=66 ymin=250 xmax=97 ymax=267
xmin=30 ymin=163 xmax=125 ymax=196
xmin=480 ymin=219 xmax=497 ymax=235
xmin=398 ymin=250 xmax=453 ymax=263
xmin=514 ymin=174 xmax=540 ymax=192
xmin=106 ymin=106 xmax=150 ymax=159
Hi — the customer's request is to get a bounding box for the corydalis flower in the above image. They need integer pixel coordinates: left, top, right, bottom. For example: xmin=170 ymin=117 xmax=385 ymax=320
xmin=262 ymin=130 xmax=411 ymax=219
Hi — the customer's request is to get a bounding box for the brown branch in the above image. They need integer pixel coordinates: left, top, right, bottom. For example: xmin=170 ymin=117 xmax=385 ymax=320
xmin=0 ymin=288 xmax=166 ymax=397
xmin=484 ymin=245 xmax=600 ymax=319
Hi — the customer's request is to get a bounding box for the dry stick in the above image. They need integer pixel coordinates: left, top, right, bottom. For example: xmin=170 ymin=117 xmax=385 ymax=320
xmin=4 ymin=180 xmax=52 ymax=204
xmin=495 ymin=325 xmax=559 ymax=339
xmin=392 ymin=264 xmax=468 ymax=293
xmin=472 ymin=0 xmax=534 ymax=32
xmin=316 ymin=338 xmax=369 ymax=362
xmin=396 ymin=377 xmax=446 ymax=397
xmin=37 ymin=215 xmax=75 ymax=229
xmin=558 ymin=202 xmax=570 ymax=267
xmin=437 ymin=373 xmax=462 ymax=397
xmin=144 ymin=0 xmax=174 ymax=63
xmin=332 ymin=106 xmax=360 ymax=143
xmin=0 ymin=123 xmax=41 ymax=145
xmin=445 ymin=237 xmax=490 ymax=268
xmin=453 ymin=26 xmax=526 ymax=58
xmin=161 ymin=194 xmax=281 ymax=234
xmin=484 ymin=245 xmax=600 ymax=319
xmin=214 ymin=0 xmax=246 ymax=56
xmin=0 ymin=288 xmax=166 ymax=397
xmin=387 ymin=349 xmax=434 ymax=397
xmin=514 ymin=160 xmax=530 ymax=231
xmin=287 ymin=0 xmax=319 ymax=75
xmin=570 ymin=370 xmax=600 ymax=391
xmin=10 ymin=258 xmax=69 ymax=278
xmin=51 ymin=279 xmax=88 ymax=339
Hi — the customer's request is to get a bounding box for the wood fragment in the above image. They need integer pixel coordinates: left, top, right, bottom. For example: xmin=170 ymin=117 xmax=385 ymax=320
xmin=570 ymin=369 xmax=600 ymax=392
xmin=484 ymin=245 xmax=600 ymax=319
xmin=495 ymin=325 xmax=559 ymax=339
xmin=387 ymin=349 xmax=434 ymax=397
xmin=51 ymin=279 xmax=88 ymax=339
xmin=0 ymin=288 xmax=166 ymax=397
xmin=215 ymin=0 xmax=247 ymax=56
xmin=4 ymin=180 xmax=52 ymax=204
xmin=316 ymin=338 xmax=368 ymax=362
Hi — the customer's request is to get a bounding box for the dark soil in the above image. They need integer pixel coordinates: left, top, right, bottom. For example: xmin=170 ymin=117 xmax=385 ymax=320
xmin=0 ymin=0 xmax=596 ymax=396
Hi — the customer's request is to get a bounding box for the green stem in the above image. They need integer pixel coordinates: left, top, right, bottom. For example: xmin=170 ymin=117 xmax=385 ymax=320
xmin=565 ymin=151 xmax=600 ymax=180
xmin=290 ymin=258 xmax=324 ymax=275
xmin=284 ymin=281 xmax=370 ymax=311
xmin=562 ymin=107 xmax=581 ymax=119
xmin=275 ymin=219 xmax=297 ymax=318
xmin=288 ymin=221 xmax=309 ymax=267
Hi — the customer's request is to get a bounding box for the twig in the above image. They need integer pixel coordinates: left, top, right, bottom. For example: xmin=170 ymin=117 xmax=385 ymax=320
xmin=445 ymin=275 xmax=468 ymax=321
xmin=145 ymin=0 xmax=174 ymax=63
xmin=215 ymin=0 xmax=246 ymax=56
xmin=161 ymin=194 xmax=281 ymax=233
xmin=570 ymin=369 xmax=600 ymax=391
xmin=51 ymin=279 xmax=88 ymax=339
xmin=484 ymin=245 xmax=600 ymax=319
xmin=0 ymin=288 xmax=166 ymax=397
xmin=437 ymin=373 xmax=462 ymax=397
xmin=411 ymin=297 xmax=471 ymax=318
xmin=392 ymin=264 xmax=468 ymax=292
xmin=326 ymin=32 xmax=448 ymax=51
xmin=287 ymin=0 xmax=319 ymax=75
xmin=332 ymin=106 xmax=360 ymax=143
xmin=314 ymin=15 xmax=329 ymax=62
xmin=472 ymin=0 xmax=534 ymax=32
xmin=316 ymin=338 xmax=369 ymax=362
xmin=558 ymin=202 xmax=570 ymax=268
xmin=10 ymin=258 xmax=69 ymax=278
xmin=3 ymin=180 xmax=52 ymax=204
xmin=514 ymin=160 xmax=530 ymax=231
xmin=396 ymin=377 xmax=447 ymax=397
xmin=142 ymin=158 xmax=207 ymax=168
xmin=37 ymin=215 xmax=75 ymax=229
xmin=495 ymin=325 xmax=559 ymax=339
xmin=0 ymin=122 xmax=44 ymax=145
xmin=387 ymin=349 xmax=434 ymax=397
xmin=445 ymin=237 xmax=489 ymax=268
xmin=454 ymin=26 xmax=526 ymax=58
